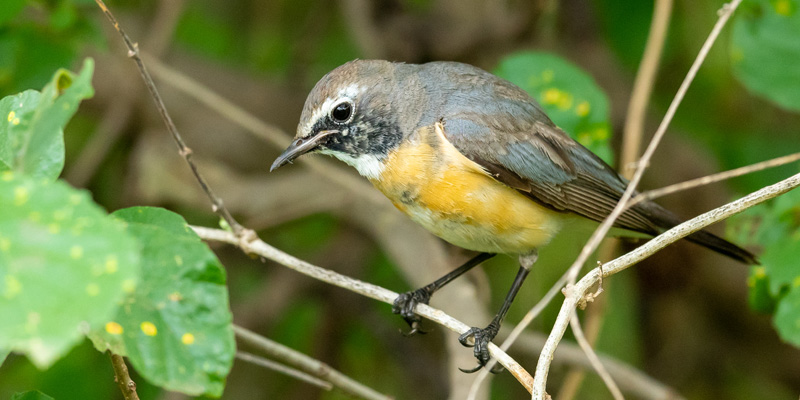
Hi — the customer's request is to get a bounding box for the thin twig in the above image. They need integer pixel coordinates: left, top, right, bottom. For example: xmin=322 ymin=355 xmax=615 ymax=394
xmin=193 ymin=227 xmax=534 ymax=392
xmin=533 ymin=2 xmax=743 ymax=398
xmin=621 ymin=0 xmax=674 ymax=174
xmin=533 ymin=169 xmax=800 ymax=399
xmin=143 ymin=55 xmax=386 ymax=206
xmin=568 ymin=312 xmax=624 ymax=400
xmin=234 ymin=326 xmax=392 ymax=400
xmin=631 ymin=151 xmax=800 ymax=207
xmin=109 ymin=353 xmax=140 ymax=400
xmin=93 ymin=0 xmax=246 ymax=237
xmin=235 ymin=351 xmax=334 ymax=391
xmin=510 ymin=331 xmax=685 ymax=400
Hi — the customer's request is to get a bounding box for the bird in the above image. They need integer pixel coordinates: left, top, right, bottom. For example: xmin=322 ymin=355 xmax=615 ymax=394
xmin=270 ymin=59 xmax=758 ymax=372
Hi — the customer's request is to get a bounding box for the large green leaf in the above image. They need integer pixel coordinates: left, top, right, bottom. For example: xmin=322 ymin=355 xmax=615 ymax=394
xmin=0 ymin=173 xmax=140 ymax=368
xmin=729 ymin=186 xmax=800 ymax=346
xmin=731 ymin=0 xmax=800 ymax=111
xmin=90 ymin=207 xmax=234 ymax=397
xmin=0 ymin=0 xmax=26 ymax=26
xmin=11 ymin=391 xmax=55 ymax=400
xmin=494 ymin=52 xmax=614 ymax=164
xmin=0 ymin=58 xmax=94 ymax=180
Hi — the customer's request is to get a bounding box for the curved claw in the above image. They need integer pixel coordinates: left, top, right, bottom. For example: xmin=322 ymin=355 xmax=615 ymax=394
xmin=392 ymin=288 xmax=433 ymax=335
xmin=457 ymin=324 xmax=500 ymax=372
xmin=459 ymin=364 xmax=484 ymax=374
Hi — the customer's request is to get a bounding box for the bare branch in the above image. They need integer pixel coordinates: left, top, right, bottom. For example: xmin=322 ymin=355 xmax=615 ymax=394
xmin=193 ymin=227 xmax=534 ymax=392
xmin=632 ymin=151 xmax=800 ymax=206
xmin=233 ymin=326 xmax=390 ymax=400
xmin=235 ymin=351 xmax=334 ymax=391
xmin=569 ymin=312 xmax=624 ymax=400
xmin=109 ymin=353 xmax=140 ymax=400
xmin=93 ymin=0 xmax=246 ymax=237
xmin=621 ymin=0 xmax=674 ymax=177
xmin=534 ymin=170 xmax=800 ymax=399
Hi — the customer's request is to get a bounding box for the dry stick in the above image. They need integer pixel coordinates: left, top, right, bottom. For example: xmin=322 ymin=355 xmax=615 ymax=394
xmin=621 ymin=0 xmax=674 ymax=173
xmin=533 ymin=1 xmax=743 ymax=398
xmin=568 ymin=312 xmax=623 ymax=400
xmin=631 ymin=151 xmax=800 ymax=207
xmin=561 ymin=0 xmax=675 ymax=397
xmin=193 ymin=227 xmax=534 ymax=393
xmin=511 ymin=331 xmax=684 ymax=400
xmin=233 ymin=327 xmax=391 ymax=400
xmin=235 ymin=351 xmax=334 ymax=391
xmin=68 ymin=0 xmax=185 ymax=186
xmin=109 ymin=353 xmax=140 ymax=400
xmin=533 ymin=170 xmax=800 ymax=399
xmin=93 ymin=0 xmax=246 ymax=237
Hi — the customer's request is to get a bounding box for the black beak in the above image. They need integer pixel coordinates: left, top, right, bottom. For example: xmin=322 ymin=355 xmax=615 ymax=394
xmin=270 ymin=130 xmax=338 ymax=171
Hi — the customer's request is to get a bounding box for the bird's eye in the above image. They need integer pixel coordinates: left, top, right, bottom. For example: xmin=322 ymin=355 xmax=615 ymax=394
xmin=331 ymin=101 xmax=353 ymax=123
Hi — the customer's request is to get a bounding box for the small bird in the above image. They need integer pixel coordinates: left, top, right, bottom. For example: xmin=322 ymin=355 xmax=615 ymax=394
xmin=270 ymin=60 xmax=757 ymax=372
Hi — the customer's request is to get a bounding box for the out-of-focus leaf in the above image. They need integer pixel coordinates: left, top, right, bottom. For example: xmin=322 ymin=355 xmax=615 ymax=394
xmin=0 ymin=58 xmax=94 ymax=180
xmin=494 ymin=52 xmax=614 ymax=164
xmin=731 ymin=0 xmax=800 ymax=111
xmin=774 ymin=287 xmax=800 ymax=347
xmin=748 ymin=266 xmax=778 ymax=313
xmin=11 ymin=391 xmax=54 ymax=400
xmin=0 ymin=0 xmax=26 ymax=26
xmin=90 ymin=207 xmax=234 ymax=397
xmin=0 ymin=173 xmax=140 ymax=368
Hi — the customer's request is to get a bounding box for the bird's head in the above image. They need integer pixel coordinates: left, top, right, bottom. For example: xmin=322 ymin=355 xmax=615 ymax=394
xmin=270 ymin=60 xmax=408 ymax=180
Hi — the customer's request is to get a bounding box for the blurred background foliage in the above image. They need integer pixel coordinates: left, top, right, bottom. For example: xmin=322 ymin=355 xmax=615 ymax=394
xmin=1 ymin=0 xmax=800 ymax=399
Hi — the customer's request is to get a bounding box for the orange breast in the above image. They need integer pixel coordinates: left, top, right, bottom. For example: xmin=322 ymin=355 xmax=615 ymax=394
xmin=370 ymin=124 xmax=564 ymax=254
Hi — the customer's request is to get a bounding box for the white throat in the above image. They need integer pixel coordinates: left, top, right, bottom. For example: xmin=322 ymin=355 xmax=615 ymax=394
xmin=322 ymin=151 xmax=385 ymax=180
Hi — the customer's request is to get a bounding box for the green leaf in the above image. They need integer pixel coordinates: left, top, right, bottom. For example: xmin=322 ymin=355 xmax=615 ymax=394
xmin=11 ymin=391 xmax=55 ymax=400
xmin=0 ymin=58 xmax=94 ymax=180
xmin=494 ymin=51 xmax=614 ymax=164
xmin=747 ymin=266 xmax=778 ymax=313
xmin=731 ymin=0 xmax=800 ymax=111
xmin=0 ymin=348 xmax=8 ymax=365
xmin=0 ymin=0 xmax=26 ymax=26
xmin=774 ymin=287 xmax=800 ymax=347
xmin=0 ymin=172 xmax=140 ymax=368
xmin=90 ymin=207 xmax=234 ymax=397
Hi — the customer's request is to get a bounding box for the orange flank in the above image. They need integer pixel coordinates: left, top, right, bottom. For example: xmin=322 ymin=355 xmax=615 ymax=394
xmin=370 ymin=123 xmax=564 ymax=254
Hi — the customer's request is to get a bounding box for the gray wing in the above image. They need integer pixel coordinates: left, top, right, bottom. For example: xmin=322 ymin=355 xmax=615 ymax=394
xmin=421 ymin=62 xmax=660 ymax=235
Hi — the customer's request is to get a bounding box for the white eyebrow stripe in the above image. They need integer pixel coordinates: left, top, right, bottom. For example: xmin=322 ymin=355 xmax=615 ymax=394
xmin=300 ymin=84 xmax=364 ymax=136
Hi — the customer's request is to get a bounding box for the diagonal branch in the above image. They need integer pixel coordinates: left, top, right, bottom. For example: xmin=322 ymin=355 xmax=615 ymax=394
xmin=93 ymin=0 xmax=247 ymax=237
xmin=193 ymin=226 xmax=534 ymax=393
xmin=234 ymin=351 xmax=334 ymax=392
xmin=533 ymin=170 xmax=800 ymax=399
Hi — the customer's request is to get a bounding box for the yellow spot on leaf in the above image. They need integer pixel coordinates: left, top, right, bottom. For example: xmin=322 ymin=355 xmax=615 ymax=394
xmin=7 ymin=111 xmax=14 ymax=122
xmin=0 ymin=238 xmax=9 ymax=252
xmin=542 ymin=88 xmax=573 ymax=110
xmin=86 ymin=283 xmax=100 ymax=296
xmin=576 ymin=101 xmax=591 ymax=117
xmin=105 ymin=321 xmax=124 ymax=335
xmin=140 ymin=321 xmax=157 ymax=336
xmin=593 ymin=127 xmax=609 ymax=141
xmin=48 ymin=223 xmax=60 ymax=234
xmin=1 ymin=171 xmax=12 ymax=181
xmin=122 ymin=279 xmax=136 ymax=293
xmin=793 ymin=276 xmax=800 ymax=288
xmin=182 ymin=333 xmax=195 ymax=345
xmin=169 ymin=292 xmax=183 ymax=302
xmin=14 ymin=186 xmax=29 ymax=206
xmin=754 ymin=266 xmax=766 ymax=279
xmin=12 ymin=118 xmax=19 ymax=125
xmin=5 ymin=275 xmax=22 ymax=299
xmin=174 ymin=255 xmax=183 ymax=266
xmin=69 ymin=194 xmax=81 ymax=205
xmin=70 ymin=246 xmax=83 ymax=259
xmin=775 ymin=0 xmax=793 ymax=16
xmin=105 ymin=256 xmax=118 ymax=273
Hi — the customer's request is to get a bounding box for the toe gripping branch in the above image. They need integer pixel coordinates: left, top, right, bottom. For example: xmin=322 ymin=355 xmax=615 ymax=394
xmin=391 ymin=253 xmax=495 ymax=336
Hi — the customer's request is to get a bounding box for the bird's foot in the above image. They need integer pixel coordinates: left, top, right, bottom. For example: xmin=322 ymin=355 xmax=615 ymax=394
xmin=457 ymin=323 xmax=503 ymax=373
xmin=392 ymin=286 xmax=434 ymax=336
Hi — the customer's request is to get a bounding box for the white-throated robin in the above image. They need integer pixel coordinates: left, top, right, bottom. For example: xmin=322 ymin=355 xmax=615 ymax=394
xmin=270 ymin=60 xmax=757 ymax=372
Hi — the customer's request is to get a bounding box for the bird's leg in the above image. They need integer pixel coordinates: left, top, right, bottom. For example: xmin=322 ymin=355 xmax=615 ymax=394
xmin=458 ymin=250 xmax=537 ymax=373
xmin=393 ymin=252 xmax=495 ymax=335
